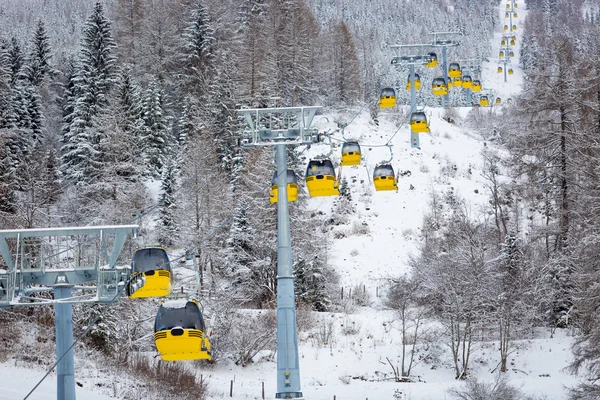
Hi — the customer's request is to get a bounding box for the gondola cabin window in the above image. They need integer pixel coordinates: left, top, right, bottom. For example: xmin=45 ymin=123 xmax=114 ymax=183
xmin=155 ymin=300 xmax=205 ymax=332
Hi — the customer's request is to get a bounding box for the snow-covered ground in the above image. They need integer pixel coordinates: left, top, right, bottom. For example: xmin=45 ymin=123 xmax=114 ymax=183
xmin=0 ymin=2 xmax=583 ymax=400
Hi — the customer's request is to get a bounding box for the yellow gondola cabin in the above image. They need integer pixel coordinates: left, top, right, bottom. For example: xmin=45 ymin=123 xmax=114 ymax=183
xmin=406 ymin=74 xmax=421 ymax=91
xmin=448 ymin=63 xmax=462 ymax=78
xmin=432 ymin=77 xmax=448 ymax=96
xmin=127 ymin=247 xmax=172 ymax=299
xmin=462 ymin=75 xmax=473 ymax=89
xmin=269 ymin=169 xmax=299 ymax=203
xmin=425 ymin=52 xmax=438 ymax=68
xmin=410 ymin=112 xmax=430 ymax=133
xmin=373 ymin=164 xmax=398 ymax=191
xmin=154 ymin=299 xmax=212 ymax=361
xmin=340 ymin=141 xmax=361 ymax=166
xmin=305 ymin=159 xmax=340 ymax=197
xmin=379 ymin=87 xmax=396 ymax=108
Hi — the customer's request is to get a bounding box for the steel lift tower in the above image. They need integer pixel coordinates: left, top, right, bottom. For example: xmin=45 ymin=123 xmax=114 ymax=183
xmin=429 ymin=31 xmax=461 ymax=108
xmin=0 ymin=225 xmax=139 ymax=400
xmin=390 ymin=44 xmax=434 ymax=149
xmin=238 ymin=106 xmax=321 ymax=399
xmin=458 ymin=58 xmax=481 ymax=106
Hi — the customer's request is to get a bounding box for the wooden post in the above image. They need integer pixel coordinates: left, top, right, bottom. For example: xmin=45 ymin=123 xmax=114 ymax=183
xmin=230 ymin=380 xmax=233 ymax=397
xmin=341 ymin=287 xmax=344 ymax=300
xmin=349 ymin=287 xmax=352 ymax=299
xmin=262 ymin=382 xmax=265 ymax=399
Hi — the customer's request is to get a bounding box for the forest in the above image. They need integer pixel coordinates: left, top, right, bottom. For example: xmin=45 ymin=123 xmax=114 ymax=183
xmin=2 ymin=0 xmax=600 ymax=399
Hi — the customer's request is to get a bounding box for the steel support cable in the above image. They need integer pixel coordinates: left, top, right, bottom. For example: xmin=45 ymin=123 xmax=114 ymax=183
xmin=328 ymin=111 xmax=411 ymax=148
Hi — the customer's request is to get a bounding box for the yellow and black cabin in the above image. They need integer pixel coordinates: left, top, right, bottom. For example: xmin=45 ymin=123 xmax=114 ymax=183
xmin=432 ymin=77 xmax=448 ymax=96
xmin=448 ymin=62 xmax=462 ymax=78
xmin=341 ymin=141 xmax=361 ymax=166
xmin=305 ymin=159 xmax=340 ymax=197
xmin=373 ymin=164 xmax=398 ymax=192
xmin=410 ymin=111 xmax=430 ymax=133
xmin=154 ymin=299 xmax=212 ymax=361
xmin=379 ymin=87 xmax=396 ymax=108
xmin=425 ymin=52 xmax=438 ymax=68
xmin=127 ymin=247 xmax=172 ymax=299
xmin=270 ymin=169 xmax=299 ymax=203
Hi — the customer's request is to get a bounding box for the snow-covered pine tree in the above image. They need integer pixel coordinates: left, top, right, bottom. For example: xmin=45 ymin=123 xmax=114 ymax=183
xmin=492 ymin=231 xmax=533 ymax=372
xmin=0 ymin=38 xmax=13 ymax=128
xmin=59 ymin=55 xmax=79 ymax=171
xmin=157 ymin=156 xmax=179 ymax=246
xmin=180 ymin=0 xmax=215 ymax=96
xmin=294 ymin=256 xmax=330 ymax=311
xmin=77 ymin=303 xmax=120 ymax=355
xmin=24 ymin=19 xmax=52 ymax=86
xmin=208 ymin=61 xmax=243 ymax=178
xmin=61 ymin=2 xmax=117 ymax=186
xmin=0 ymin=131 xmax=18 ymax=215
xmin=175 ymin=95 xmax=195 ymax=151
xmin=8 ymin=37 xmax=24 ymax=87
xmin=221 ymin=200 xmax=254 ymax=283
xmin=113 ymin=68 xmax=145 ymax=183
xmin=78 ymin=2 xmax=117 ymax=113
xmin=142 ymin=79 xmax=170 ymax=178
xmin=21 ymin=84 xmax=43 ymax=145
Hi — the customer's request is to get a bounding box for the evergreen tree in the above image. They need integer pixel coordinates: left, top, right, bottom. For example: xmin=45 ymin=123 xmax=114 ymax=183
xmin=142 ymin=79 xmax=170 ymax=177
xmin=79 ymin=304 xmax=120 ymax=355
xmin=22 ymin=84 xmax=43 ymax=144
xmin=157 ymin=156 xmax=179 ymax=246
xmin=294 ymin=257 xmax=330 ymax=311
xmin=0 ymin=38 xmax=14 ymax=128
xmin=180 ymin=0 xmax=215 ymax=96
xmin=209 ymin=62 xmax=243 ymax=177
xmin=116 ymin=68 xmax=145 ymax=140
xmin=59 ymin=56 xmax=79 ymax=171
xmin=223 ymin=201 xmax=254 ymax=270
xmin=24 ymin=19 xmax=52 ymax=86
xmin=0 ymin=132 xmax=18 ymax=214
xmin=113 ymin=69 xmax=145 ymax=182
xmin=79 ymin=2 xmax=117 ymax=113
xmin=8 ymin=37 xmax=24 ymax=87
xmin=61 ymin=2 xmax=117 ymax=185
xmin=176 ymin=96 xmax=195 ymax=150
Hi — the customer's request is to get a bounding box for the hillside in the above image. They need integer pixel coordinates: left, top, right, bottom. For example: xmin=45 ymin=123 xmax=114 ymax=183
xmin=3 ymin=0 xmax=600 ymax=399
